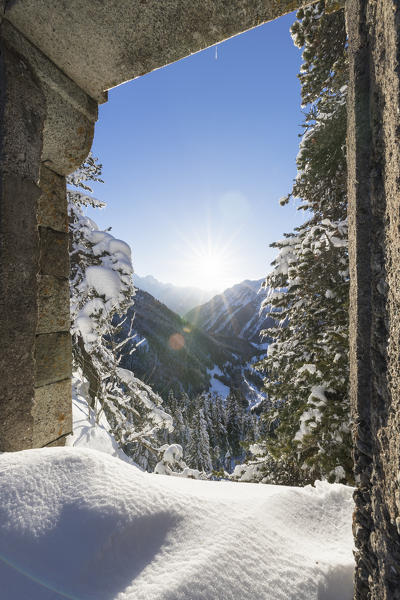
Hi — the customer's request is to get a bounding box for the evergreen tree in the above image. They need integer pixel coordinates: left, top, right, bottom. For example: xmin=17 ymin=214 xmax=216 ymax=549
xmin=209 ymin=394 xmax=228 ymax=469
xmin=68 ymin=154 xmax=173 ymax=470
xmin=253 ymin=2 xmax=352 ymax=485
xmin=186 ymin=407 xmax=212 ymax=472
xmin=225 ymin=389 xmax=245 ymax=465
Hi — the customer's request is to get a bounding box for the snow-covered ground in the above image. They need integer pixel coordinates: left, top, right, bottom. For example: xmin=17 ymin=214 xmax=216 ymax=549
xmin=0 ymin=445 xmax=354 ymax=600
xmin=0 ymin=375 xmax=355 ymax=599
xmin=65 ymin=374 xmax=135 ymax=465
xmin=208 ymin=365 xmax=230 ymax=398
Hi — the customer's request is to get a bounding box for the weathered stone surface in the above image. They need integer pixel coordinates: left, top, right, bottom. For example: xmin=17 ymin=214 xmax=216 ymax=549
xmin=38 ymin=166 xmax=68 ymax=232
xmin=37 ymin=275 xmax=70 ymax=334
xmin=1 ymin=20 xmax=97 ymax=175
xmin=45 ymin=436 xmax=70 ymax=447
xmin=32 ymin=379 xmax=72 ymax=447
xmin=5 ymin=0 xmax=315 ymax=102
xmin=325 ymin=0 xmax=345 ymax=13
xmin=347 ymin=1 xmax=400 ymax=597
xmin=39 ymin=226 xmax=70 ymax=279
xmin=0 ymin=38 xmax=46 ymax=180
xmin=0 ymin=16 xmax=90 ymax=452
xmin=0 ymin=42 xmax=45 ymax=452
xmin=42 ymin=83 xmax=96 ymax=176
xmin=35 ymin=332 xmax=72 ymax=388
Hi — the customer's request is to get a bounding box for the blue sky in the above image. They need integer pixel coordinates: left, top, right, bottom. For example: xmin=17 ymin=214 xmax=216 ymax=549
xmin=88 ymin=11 xmax=306 ymax=292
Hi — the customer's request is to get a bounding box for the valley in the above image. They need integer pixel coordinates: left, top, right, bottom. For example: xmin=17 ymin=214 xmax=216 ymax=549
xmin=115 ymin=277 xmax=271 ymax=406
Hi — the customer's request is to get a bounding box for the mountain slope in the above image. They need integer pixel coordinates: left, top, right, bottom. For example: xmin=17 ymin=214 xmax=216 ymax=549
xmin=133 ymin=274 xmax=216 ymax=316
xmin=185 ymin=279 xmax=275 ymax=344
xmin=114 ymin=289 xmax=256 ymax=400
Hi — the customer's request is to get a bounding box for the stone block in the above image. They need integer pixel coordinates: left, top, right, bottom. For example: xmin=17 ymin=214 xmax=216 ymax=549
xmin=32 ymin=379 xmax=72 ymax=447
xmin=38 ymin=166 xmax=68 ymax=232
xmin=0 ymin=175 xmax=40 ymax=332
xmin=37 ymin=274 xmax=70 ymax=334
xmin=325 ymin=0 xmax=345 ymax=13
xmin=42 ymin=84 xmax=96 ymax=175
xmin=1 ymin=20 xmax=97 ymax=176
xmin=39 ymin=226 xmax=70 ymax=279
xmin=0 ymin=37 xmax=45 ymax=180
xmin=35 ymin=332 xmax=72 ymax=387
xmin=0 ymin=390 xmax=34 ymax=451
xmin=45 ymin=437 xmax=69 ymax=447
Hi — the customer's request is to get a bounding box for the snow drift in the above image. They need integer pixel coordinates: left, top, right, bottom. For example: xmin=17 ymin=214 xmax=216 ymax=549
xmin=0 ymin=447 xmax=354 ymax=600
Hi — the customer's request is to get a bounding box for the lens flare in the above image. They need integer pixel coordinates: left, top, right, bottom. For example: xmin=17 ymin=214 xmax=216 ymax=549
xmin=168 ymin=333 xmax=185 ymax=351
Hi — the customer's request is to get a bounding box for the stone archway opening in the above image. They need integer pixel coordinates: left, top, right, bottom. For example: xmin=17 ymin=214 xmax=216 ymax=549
xmin=1 ymin=0 xmax=322 ymax=450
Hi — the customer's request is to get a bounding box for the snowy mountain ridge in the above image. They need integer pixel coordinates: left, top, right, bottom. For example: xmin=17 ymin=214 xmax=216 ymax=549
xmin=114 ymin=288 xmax=258 ymax=402
xmin=185 ymin=278 xmax=275 ymax=344
xmin=133 ymin=273 xmax=217 ymax=316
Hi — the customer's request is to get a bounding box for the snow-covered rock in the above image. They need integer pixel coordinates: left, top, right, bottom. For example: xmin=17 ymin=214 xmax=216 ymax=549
xmin=0 ymin=447 xmax=354 ymax=600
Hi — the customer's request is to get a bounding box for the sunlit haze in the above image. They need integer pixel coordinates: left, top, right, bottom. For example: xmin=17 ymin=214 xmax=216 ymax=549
xmin=87 ymin=12 xmax=306 ymax=293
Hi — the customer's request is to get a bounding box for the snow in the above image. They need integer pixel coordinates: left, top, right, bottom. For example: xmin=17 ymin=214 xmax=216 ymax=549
xmin=70 ymin=206 xmax=134 ymax=350
xmin=294 ymin=407 xmax=321 ymax=441
xmin=208 ymin=365 xmax=230 ymax=398
xmin=85 ymin=265 xmax=124 ymax=301
xmin=116 ymin=368 xmax=173 ymax=431
xmin=243 ymin=375 xmax=266 ymax=409
xmin=0 ymin=447 xmax=354 ymax=600
xmin=298 ymin=363 xmax=317 ymax=375
xmin=65 ymin=373 xmax=135 ymax=465
xmin=309 ymin=386 xmax=329 ymax=405
xmin=294 ymin=386 xmax=329 ymax=442
xmin=154 ymin=445 xmax=203 ymax=480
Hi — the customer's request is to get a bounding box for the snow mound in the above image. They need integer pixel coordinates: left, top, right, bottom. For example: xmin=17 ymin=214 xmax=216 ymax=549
xmin=0 ymin=448 xmax=354 ymax=600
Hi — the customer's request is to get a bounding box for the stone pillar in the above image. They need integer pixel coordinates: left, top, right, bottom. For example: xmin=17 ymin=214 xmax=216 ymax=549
xmin=347 ymin=1 xmax=400 ymax=598
xmin=0 ymin=20 xmax=97 ymax=451
xmin=0 ymin=38 xmax=45 ymax=450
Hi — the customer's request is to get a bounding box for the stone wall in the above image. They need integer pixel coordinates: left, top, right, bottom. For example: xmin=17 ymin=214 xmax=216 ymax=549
xmin=347 ymin=1 xmax=400 ymax=597
xmin=0 ymin=40 xmax=44 ymax=450
xmin=34 ymin=166 xmax=72 ymax=447
xmin=0 ymin=19 xmax=96 ymax=450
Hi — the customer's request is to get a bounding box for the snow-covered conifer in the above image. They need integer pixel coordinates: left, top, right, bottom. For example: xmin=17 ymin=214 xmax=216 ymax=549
xmin=186 ymin=407 xmax=213 ymax=473
xmin=253 ymin=2 xmax=351 ymax=484
xmin=68 ymin=154 xmax=173 ymax=470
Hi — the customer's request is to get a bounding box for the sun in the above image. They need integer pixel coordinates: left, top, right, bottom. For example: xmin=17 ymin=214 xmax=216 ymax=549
xmin=181 ymin=235 xmax=237 ymax=291
xmin=172 ymin=227 xmax=238 ymax=291
xmin=192 ymin=248 xmax=226 ymax=290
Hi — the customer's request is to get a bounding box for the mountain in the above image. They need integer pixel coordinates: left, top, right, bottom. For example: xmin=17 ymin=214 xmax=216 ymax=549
xmin=132 ymin=274 xmax=216 ymax=316
xmin=185 ymin=279 xmax=275 ymax=344
xmin=114 ymin=289 xmax=258 ymax=401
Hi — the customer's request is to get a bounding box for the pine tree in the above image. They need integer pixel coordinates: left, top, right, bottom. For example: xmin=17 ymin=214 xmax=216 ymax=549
xmin=225 ymin=389 xmax=245 ymax=466
xmin=209 ymin=393 xmax=228 ymax=469
xmin=186 ymin=406 xmax=212 ymax=473
xmin=253 ymin=2 xmax=352 ymax=485
xmin=68 ymin=154 xmax=173 ymax=470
